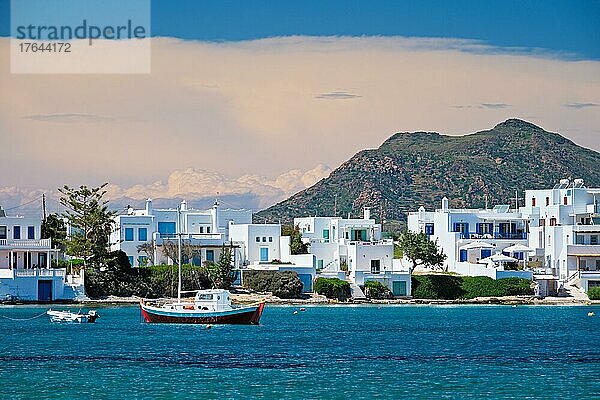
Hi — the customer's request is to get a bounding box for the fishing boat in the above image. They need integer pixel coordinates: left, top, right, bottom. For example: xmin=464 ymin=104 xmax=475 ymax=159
xmin=140 ymin=289 xmax=264 ymax=324
xmin=139 ymin=208 xmax=265 ymax=325
xmin=47 ymin=309 xmax=99 ymax=323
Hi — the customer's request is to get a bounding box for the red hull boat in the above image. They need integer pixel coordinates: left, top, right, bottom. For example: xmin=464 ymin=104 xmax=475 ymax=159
xmin=140 ymin=289 xmax=265 ymax=325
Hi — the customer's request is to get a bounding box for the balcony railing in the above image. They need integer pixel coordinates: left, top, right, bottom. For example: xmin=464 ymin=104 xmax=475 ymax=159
xmin=0 ymin=238 xmax=52 ymax=248
xmin=458 ymin=232 xmax=527 ymax=240
xmin=14 ymin=268 xmax=65 ymax=278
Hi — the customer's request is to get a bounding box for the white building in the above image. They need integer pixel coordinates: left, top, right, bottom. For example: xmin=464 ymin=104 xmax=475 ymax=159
xmin=408 ymin=197 xmax=533 ymax=281
xmin=522 ymin=179 xmax=600 ymax=292
xmin=110 ymin=199 xmax=252 ymax=267
xmin=295 ymin=208 xmax=411 ymax=297
xmin=229 ymin=223 xmax=316 ymax=292
xmin=0 ymin=207 xmax=68 ymax=301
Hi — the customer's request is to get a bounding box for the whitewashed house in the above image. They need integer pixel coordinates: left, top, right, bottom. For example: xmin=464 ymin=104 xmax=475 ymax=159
xmin=408 ymin=198 xmax=533 ymax=280
xmin=0 ymin=207 xmax=68 ymax=301
xmin=228 ymin=222 xmax=316 ymax=292
xmin=521 ymin=179 xmax=600 ymax=293
xmin=110 ymin=199 xmax=251 ymax=267
xmin=295 ymin=208 xmax=411 ymax=297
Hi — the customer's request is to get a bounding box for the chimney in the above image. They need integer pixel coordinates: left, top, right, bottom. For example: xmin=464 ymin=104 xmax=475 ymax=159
xmin=363 ymin=207 xmax=371 ymax=220
xmin=127 ymin=205 xmax=134 ymax=215
xmin=180 ymin=199 xmax=187 ymax=212
xmin=145 ymin=198 xmax=153 ymax=215
xmin=441 ymin=197 xmax=449 ymax=212
xmin=211 ymin=199 xmax=219 ymax=234
xmin=0 ymin=206 xmax=5 ymax=218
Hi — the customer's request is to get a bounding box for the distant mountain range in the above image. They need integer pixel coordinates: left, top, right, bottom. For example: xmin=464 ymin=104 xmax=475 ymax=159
xmin=255 ymin=119 xmax=600 ymax=224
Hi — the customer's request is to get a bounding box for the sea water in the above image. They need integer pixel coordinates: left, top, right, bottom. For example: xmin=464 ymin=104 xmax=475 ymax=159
xmin=0 ymin=305 xmax=599 ymax=399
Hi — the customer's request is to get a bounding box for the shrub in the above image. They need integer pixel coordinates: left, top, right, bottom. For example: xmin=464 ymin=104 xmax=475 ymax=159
xmin=242 ymin=270 xmax=303 ymax=299
xmin=411 ymin=275 xmax=463 ymax=299
xmin=314 ymin=277 xmax=351 ymax=301
xmin=588 ymin=287 xmax=600 ymax=300
xmin=364 ymin=281 xmax=393 ymax=299
xmin=411 ymin=275 xmax=534 ymax=300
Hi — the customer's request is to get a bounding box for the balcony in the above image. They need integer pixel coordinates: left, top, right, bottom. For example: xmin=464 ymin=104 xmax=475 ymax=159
xmin=457 ymin=232 xmax=527 ymax=240
xmin=0 ymin=238 xmax=52 ymax=249
xmin=567 ymin=245 xmax=600 ymax=257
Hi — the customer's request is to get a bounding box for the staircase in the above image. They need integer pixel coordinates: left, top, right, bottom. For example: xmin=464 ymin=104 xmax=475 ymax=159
xmin=62 ymin=284 xmax=89 ymax=301
xmin=349 ymin=282 xmax=366 ymax=300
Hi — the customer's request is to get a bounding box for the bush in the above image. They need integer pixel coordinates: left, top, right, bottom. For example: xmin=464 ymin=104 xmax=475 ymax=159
xmin=314 ymin=277 xmax=351 ymax=301
xmin=588 ymin=287 xmax=600 ymax=300
xmin=411 ymin=275 xmax=534 ymax=300
xmin=364 ymin=281 xmax=393 ymax=299
xmin=85 ymin=263 xmax=211 ymax=299
xmin=242 ymin=270 xmax=303 ymax=299
xmin=411 ymin=275 xmax=464 ymax=299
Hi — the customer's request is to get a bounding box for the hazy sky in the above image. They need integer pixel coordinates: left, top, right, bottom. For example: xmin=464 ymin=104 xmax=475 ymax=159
xmin=0 ymin=1 xmax=599 ymax=203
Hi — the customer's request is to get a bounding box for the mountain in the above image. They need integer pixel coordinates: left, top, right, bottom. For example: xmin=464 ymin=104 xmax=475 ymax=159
xmin=255 ymin=119 xmax=600 ymax=225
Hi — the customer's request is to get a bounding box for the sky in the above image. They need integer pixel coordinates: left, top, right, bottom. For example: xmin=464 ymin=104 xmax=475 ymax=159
xmin=0 ymin=0 xmax=599 ymax=212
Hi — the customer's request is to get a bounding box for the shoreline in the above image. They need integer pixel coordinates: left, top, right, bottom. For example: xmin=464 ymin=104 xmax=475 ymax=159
xmin=2 ymin=293 xmax=598 ymax=307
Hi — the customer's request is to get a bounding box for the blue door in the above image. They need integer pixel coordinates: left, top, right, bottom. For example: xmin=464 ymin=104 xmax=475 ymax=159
xmin=481 ymin=249 xmax=492 ymax=259
xmin=298 ymin=274 xmax=313 ymax=292
xmin=260 ymin=247 xmax=269 ymax=262
xmin=459 ymin=249 xmax=468 ymax=262
xmin=392 ymin=281 xmax=407 ymax=296
xmin=38 ymin=281 xmax=52 ymax=301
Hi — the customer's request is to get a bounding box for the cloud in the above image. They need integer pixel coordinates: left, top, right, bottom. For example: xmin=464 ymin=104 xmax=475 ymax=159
xmin=0 ymin=36 xmax=599 ymax=193
xmin=0 ymin=164 xmax=332 ymax=214
xmin=22 ymin=113 xmax=113 ymax=123
xmin=564 ymin=102 xmax=599 ymax=109
xmin=480 ymin=103 xmax=511 ymax=109
xmin=315 ymin=91 xmax=362 ymax=100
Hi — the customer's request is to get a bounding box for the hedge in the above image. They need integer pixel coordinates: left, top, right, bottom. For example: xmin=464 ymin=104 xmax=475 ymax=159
xmin=588 ymin=287 xmax=600 ymax=300
xmin=364 ymin=281 xmax=393 ymax=299
xmin=411 ymin=275 xmax=533 ymax=300
xmin=242 ymin=270 xmax=303 ymax=299
xmin=314 ymin=277 xmax=351 ymax=301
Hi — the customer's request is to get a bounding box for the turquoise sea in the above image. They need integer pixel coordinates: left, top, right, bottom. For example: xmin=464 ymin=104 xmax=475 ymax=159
xmin=1 ymin=305 xmax=599 ymax=399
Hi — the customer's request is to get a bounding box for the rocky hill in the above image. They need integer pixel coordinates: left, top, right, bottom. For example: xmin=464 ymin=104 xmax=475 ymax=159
xmin=255 ymin=119 xmax=600 ymax=224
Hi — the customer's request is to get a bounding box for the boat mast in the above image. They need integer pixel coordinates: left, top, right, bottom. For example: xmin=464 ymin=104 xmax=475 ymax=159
xmin=177 ymin=206 xmax=182 ymax=302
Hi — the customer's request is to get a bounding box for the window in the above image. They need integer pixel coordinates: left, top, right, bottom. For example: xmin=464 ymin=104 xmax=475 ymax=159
xmin=262 ymin=236 xmax=267 ymax=242
xmin=13 ymin=226 xmax=20 ymax=240
xmin=138 ymin=256 xmax=147 ymax=267
xmin=563 ymin=197 xmax=568 ymax=205
xmin=206 ymin=249 xmax=214 ymax=262
xmin=424 ymin=223 xmax=434 ymax=236
xmin=199 ymin=226 xmax=204 ymax=233
xmin=459 ymin=249 xmax=468 ymax=262
xmin=158 ymin=222 xmax=176 ymax=238
xmin=317 ymin=260 xmax=324 ymax=269
xmin=268 ymin=236 xmax=273 ymax=242
xmin=0 ymin=226 xmax=6 ymax=239
xmin=27 ymin=226 xmax=35 ymax=240
xmin=128 ymin=256 xmax=134 ymax=266
xmin=597 ymin=260 xmax=600 ymax=270
xmin=138 ymin=228 xmax=147 ymax=242
xmin=255 ymin=236 xmax=260 ymax=242
xmin=539 ymin=219 xmax=545 ymax=227
xmin=481 ymin=249 xmax=492 ymax=259
xmin=207 ymin=227 xmax=211 ymax=233
xmin=591 ymin=235 xmax=599 ymax=245
xmin=546 ymin=197 xmax=550 ymax=206
xmin=125 ymin=228 xmax=134 ymax=241
xmin=453 ymin=223 xmax=469 ymax=237
xmin=576 ymin=235 xmax=584 ymax=245
xmin=531 ymin=197 xmax=536 ymax=207
xmin=550 ymin=218 xmax=556 ymax=226
xmin=476 ymin=223 xmax=493 ymax=235
xmin=370 ymin=260 xmax=381 ymax=274
xmin=323 ymin=229 xmax=330 ymax=240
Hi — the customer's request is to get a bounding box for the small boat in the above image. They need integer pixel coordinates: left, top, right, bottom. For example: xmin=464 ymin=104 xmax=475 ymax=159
xmin=47 ymin=309 xmax=99 ymax=323
xmin=140 ymin=289 xmax=264 ymax=325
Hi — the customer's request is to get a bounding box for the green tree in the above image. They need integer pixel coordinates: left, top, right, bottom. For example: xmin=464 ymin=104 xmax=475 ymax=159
xmin=41 ymin=213 xmax=67 ymax=251
xmin=58 ymin=183 xmax=116 ymax=267
xmin=282 ymin=225 xmax=309 ymax=255
xmin=397 ymin=231 xmax=446 ymax=274
xmin=203 ymin=245 xmax=237 ymax=289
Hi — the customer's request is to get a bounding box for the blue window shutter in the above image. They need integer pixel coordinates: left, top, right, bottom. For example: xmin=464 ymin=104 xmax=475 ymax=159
xmin=138 ymin=228 xmax=147 ymax=242
xmin=481 ymin=249 xmax=492 ymax=258
xmin=459 ymin=249 xmax=468 ymax=262
xmin=125 ymin=228 xmax=134 ymax=241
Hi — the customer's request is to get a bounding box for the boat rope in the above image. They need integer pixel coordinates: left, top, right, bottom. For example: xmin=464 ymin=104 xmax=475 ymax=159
xmin=0 ymin=311 xmax=48 ymax=321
